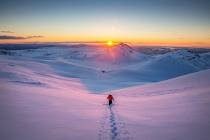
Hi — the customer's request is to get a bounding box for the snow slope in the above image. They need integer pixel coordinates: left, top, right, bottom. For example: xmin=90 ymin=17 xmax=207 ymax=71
xmin=0 ymin=56 xmax=101 ymax=140
xmin=108 ymin=70 xmax=210 ymax=140
xmin=0 ymin=53 xmax=210 ymax=140
xmin=1 ymin=44 xmax=210 ymax=92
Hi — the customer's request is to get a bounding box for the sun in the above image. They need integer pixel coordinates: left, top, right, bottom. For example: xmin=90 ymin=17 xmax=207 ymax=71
xmin=107 ymin=40 xmax=113 ymax=46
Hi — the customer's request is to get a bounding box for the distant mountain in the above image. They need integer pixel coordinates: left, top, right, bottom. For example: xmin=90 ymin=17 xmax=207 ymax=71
xmin=92 ymin=43 xmax=141 ymax=63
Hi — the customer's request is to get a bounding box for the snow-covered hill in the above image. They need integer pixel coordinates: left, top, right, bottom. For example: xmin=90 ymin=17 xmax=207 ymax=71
xmin=0 ymin=44 xmax=210 ymax=92
xmin=0 ymin=53 xmax=210 ymax=140
xmin=110 ymin=69 xmax=210 ymax=140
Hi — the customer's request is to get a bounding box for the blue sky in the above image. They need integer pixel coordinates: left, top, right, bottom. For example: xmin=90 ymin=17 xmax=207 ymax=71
xmin=0 ymin=0 xmax=210 ymax=46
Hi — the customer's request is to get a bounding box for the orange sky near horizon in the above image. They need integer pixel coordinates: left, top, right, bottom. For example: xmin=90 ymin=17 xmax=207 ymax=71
xmin=0 ymin=34 xmax=209 ymax=48
xmin=1 ymin=0 xmax=210 ymax=48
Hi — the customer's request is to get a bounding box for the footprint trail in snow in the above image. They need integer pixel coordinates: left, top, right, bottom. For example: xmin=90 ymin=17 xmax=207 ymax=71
xmin=98 ymin=105 xmax=131 ymax=140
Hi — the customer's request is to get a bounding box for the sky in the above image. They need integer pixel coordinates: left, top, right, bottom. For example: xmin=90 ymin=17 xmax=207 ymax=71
xmin=0 ymin=0 xmax=210 ymax=47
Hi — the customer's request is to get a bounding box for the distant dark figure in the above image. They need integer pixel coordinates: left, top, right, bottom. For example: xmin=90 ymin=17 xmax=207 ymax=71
xmin=107 ymin=94 xmax=114 ymax=106
xmin=101 ymin=70 xmax=106 ymax=73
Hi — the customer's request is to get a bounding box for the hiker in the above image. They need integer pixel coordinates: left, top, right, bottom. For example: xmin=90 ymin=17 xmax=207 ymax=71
xmin=107 ymin=94 xmax=114 ymax=106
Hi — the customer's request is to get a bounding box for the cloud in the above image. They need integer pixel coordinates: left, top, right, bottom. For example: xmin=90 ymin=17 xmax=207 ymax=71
xmin=0 ymin=35 xmax=25 ymax=39
xmin=0 ymin=35 xmax=44 ymax=40
xmin=0 ymin=30 xmax=14 ymax=33
xmin=25 ymin=35 xmax=44 ymax=39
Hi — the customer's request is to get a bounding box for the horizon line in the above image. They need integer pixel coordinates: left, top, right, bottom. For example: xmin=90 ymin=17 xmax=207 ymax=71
xmin=0 ymin=41 xmax=210 ymax=48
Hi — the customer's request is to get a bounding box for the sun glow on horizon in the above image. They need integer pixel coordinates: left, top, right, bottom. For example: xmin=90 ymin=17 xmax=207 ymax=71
xmin=107 ymin=40 xmax=113 ymax=46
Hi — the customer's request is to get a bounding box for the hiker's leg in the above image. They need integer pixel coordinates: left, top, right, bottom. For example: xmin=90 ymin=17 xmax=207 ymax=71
xmin=109 ymin=100 xmax=112 ymax=105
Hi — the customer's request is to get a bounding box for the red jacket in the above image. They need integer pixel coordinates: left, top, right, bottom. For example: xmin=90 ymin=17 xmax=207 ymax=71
xmin=107 ymin=95 xmax=114 ymax=101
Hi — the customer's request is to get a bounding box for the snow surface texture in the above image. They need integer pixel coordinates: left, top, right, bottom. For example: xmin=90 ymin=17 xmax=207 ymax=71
xmin=0 ymin=44 xmax=210 ymax=92
xmin=0 ymin=44 xmax=210 ymax=140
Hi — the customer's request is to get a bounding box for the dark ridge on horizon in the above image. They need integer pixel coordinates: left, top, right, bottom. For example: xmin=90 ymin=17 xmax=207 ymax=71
xmin=0 ymin=43 xmax=210 ymax=55
xmin=0 ymin=41 xmax=209 ymax=49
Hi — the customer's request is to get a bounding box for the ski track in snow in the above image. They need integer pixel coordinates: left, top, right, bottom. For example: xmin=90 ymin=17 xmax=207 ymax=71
xmin=98 ymin=105 xmax=131 ymax=140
